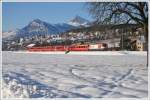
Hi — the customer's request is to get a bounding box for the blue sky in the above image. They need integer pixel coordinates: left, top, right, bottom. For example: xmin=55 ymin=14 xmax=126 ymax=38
xmin=3 ymin=2 xmax=93 ymax=31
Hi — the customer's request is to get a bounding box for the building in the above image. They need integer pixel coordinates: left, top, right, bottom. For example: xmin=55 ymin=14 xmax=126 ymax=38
xmin=129 ymin=35 xmax=145 ymax=51
xmin=136 ymin=40 xmax=144 ymax=51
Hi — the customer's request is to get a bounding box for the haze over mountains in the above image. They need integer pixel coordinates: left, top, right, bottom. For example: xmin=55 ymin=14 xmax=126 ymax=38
xmin=3 ymin=16 xmax=91 ymax=39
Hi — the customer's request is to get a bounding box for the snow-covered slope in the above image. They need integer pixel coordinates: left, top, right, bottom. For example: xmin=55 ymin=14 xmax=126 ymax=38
xmin=2 ymin=29 xmax=20 ymax=39
xmin=68 ymin=15 xmax=90 ymax=27
xmin=2 ymin=51 xmax=148 ymax=98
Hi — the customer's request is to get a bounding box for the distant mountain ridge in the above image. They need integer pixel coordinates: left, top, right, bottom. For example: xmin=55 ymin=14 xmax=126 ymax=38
xmin=3 ymin=16 xmax=91 ymax=39
xmin=2 ymin=29 xmax=20 ymax=40
xmin=68 ymin=15 xmax=90 ymax=27
xmin=16 ymin=19 xmax=75 ymax=38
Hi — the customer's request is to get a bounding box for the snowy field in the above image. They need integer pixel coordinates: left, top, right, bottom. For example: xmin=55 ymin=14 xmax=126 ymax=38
xmin=2 ymin=51 xmax=148 ymax=98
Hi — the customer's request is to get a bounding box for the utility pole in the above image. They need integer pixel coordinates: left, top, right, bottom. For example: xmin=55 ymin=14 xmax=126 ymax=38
xmin=121 ymin=29 xmax=124 ymax=50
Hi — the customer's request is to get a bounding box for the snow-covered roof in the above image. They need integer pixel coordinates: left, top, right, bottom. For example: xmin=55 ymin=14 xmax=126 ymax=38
xmin=27 ymin=44 xmax=35 ymax=47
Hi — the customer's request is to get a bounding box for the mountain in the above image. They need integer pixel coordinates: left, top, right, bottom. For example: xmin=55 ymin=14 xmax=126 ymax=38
xmin=2 ymin=29 xmax=20 ymax=40
xmin=68 ymin=15 xmax=90 ymax=27
xmin=3 ymin=16 xmax=91 ymax=39
xmin=16 ymin=19 xmax=75 ymax=38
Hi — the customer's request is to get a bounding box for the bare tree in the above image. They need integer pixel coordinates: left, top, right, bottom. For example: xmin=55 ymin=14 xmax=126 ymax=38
xmin=87 ymin=2 xmax=148 ymax=43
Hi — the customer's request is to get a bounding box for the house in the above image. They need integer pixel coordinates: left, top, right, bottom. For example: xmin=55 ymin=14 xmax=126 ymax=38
xmin=136 ymin=40 xmax=144 ymax=51
xmin=130 ymin=35 xmax=145 ymax=51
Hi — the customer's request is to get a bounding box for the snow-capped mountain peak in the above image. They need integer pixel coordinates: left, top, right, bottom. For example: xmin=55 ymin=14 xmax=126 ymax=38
xmin=28 ymin=19 xmax=44 ymax=27
xmin=68 ymin=15 xmax=90 ymax=27
xmin=32 ymin=19 xmax=42 ymax=23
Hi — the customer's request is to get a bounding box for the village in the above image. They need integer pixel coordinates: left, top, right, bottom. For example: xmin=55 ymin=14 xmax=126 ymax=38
xmin=2 ymin=24 xmax=146 ymax=51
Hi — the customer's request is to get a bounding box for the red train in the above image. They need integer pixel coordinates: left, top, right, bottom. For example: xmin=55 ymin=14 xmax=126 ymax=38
xmin=27 ymin=43 xmax=108 ymax=52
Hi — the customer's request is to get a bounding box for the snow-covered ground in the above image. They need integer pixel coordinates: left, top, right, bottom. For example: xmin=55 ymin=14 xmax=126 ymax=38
xmin=2 ymin=51 xmax=148 ymax=98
